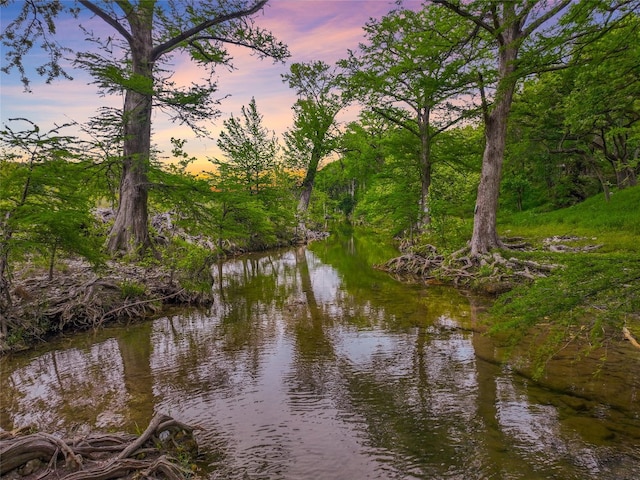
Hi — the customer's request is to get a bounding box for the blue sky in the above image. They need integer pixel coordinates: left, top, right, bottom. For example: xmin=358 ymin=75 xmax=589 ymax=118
xmin=1 ymin=0 xmax=422 ymax=171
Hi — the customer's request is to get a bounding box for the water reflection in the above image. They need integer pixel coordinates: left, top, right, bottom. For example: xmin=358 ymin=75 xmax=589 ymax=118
xmin=1 ymin=228 xmax=639 ymax=479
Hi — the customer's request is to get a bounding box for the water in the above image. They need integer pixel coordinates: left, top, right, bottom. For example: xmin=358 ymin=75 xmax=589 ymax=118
xmin=1 ymin=228 xmax=639 ymax=479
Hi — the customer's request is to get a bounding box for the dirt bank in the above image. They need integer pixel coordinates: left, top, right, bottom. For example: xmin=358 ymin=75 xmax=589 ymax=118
xmin=1 ymin=259 xmax=214 ymax=355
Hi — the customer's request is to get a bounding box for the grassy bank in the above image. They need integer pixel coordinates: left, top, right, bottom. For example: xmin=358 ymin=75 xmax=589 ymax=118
xmin=491 ymin=186 xmax=640 ymax=375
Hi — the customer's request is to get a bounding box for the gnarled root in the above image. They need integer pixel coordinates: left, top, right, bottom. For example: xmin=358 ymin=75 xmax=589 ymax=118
xmin=377 ymin=244 xmax=563 ymax=292
xmin=0 ymin=413 xmax=200 ymax=479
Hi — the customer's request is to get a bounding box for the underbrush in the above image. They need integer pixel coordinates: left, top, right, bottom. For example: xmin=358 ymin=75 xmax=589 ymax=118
xmin=489 ymin=250 xmax=640 ymax=376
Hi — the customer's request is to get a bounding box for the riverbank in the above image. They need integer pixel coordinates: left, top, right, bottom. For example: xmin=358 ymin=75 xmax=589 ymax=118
xmin=0 ymin=258 xmax=214 ymax=354
xmin=379 ymin=187 xmax=640 ymax=377
xmin=0 ymin=225 xmax=331 ymax=355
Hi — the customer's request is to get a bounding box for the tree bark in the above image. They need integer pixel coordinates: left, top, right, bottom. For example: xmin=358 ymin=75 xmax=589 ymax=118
xmin=470 ymin=92 xmax=512 ymax=255
xmin=469 ymin=7 xmax=519 ymax=256
xmin=297 ymin=150 xmax=321 ymax=214
xmin=418 ymin=107 xmax=432 ymax=226
xmin=107 ymin=10 xmax=154 ymax=255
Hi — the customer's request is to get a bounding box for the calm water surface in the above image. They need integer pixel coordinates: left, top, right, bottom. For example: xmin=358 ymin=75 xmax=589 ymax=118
xmin=1 ymin=228 xmax=639 ymax=479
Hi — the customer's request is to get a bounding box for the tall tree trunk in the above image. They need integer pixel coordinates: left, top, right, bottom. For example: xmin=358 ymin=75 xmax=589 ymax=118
xmin=297 ymin=150 xmax=321 ymax=214
xmin=106 ymin=156 xmax=152 ymax=254
xmin=418 ymin=108 xmax=432 ymax=227
xmin=470 ymin=17 xmax=519 ymax=256
xmin=470 ymin=92 xmax=512 ymax=255
xmin=107 ymin=11 xmax=154 ymax=255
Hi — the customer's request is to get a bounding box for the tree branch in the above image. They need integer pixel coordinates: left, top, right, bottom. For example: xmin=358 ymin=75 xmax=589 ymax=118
xmin=432 ymin=0 xmax=495 ymax=34
xmin=78 ymin=0 xmax=132 ymax=43
xmin=371 ymin=106 xmax=420 ymax=137
xmin=151 ymin=0 xmax=268 ymax=60
xmin=521 ymin=0 xmax=572 ymax=38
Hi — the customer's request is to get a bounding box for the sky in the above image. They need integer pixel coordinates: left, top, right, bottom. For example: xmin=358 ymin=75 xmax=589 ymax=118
xmin=0 ymin=0 xmax=422 ymax=172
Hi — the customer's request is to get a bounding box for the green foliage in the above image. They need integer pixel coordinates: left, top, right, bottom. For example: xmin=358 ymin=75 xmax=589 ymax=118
xmin=214 ymin=97 xmax=279 ymax=194
xmin=314 ymin=118 xmax=387 ymax=222
xmin=341 ymin=4 xmax=481 ymax=223
xmin=119 ymin=280 xmax=146 ymax=300
xmin=353 ymin=126 xmax=422 ymax=234
xmin=206 ymin=169 xmax=295 ymax=250
xmin=353 ymin=153 xmax=421 ymax=235
xmin=505 ymin=13 xmax=640 ymax=210
xmin=283 ymin=61 xmax=348 ymax=214
xmin=418 ymin=215 xmax=470 ymax=255
xmin=0 ymin=120 xmax=105 ymax=284
xmin=491 ymin=251 xmax=640 ymax=366
xmin=163 ymin=238 xmax=215 ymax=293
xmin=424 ymin=127 xmax=481 ymax=250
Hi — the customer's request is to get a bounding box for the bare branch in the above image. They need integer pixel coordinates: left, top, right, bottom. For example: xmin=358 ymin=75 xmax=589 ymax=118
xmin=151 ymin=0 xmax=268 ymax=60
xmin=78 ymin=0 xmax=132 ymax=43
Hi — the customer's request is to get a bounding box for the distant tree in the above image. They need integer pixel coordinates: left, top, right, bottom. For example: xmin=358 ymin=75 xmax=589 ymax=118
xmin=214 ymin=97 xmax=279 ymax=194
xmin=1 ymin=0 xmax=289 ymax=255
xmin=561 ymin=14 xmax=640 ymax=190
xmin=315 ymin=119 xmax=387 ymax=220
xmin=282 ymin=61 xmax=348 ymax=219
xmin=353 ymin=128 xmax=422 ymax=236
xmin=342 ymin=4 xmax=479 ymax=227
xmin=206 ymin=163 xmax=279 ymax=250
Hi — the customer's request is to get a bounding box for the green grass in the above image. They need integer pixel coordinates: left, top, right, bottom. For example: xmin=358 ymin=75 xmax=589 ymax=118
xmin=490 ymin=186 xmax=640 ymax=376
xmin=499 ymin=186 xmax=640 ymax=252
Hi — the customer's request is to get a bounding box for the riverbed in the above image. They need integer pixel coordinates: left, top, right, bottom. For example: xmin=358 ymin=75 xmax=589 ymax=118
xmin=1 ymin=228 xmax=639 ymax=479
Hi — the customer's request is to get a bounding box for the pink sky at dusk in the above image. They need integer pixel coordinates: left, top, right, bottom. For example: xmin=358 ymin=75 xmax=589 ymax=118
xmin=1 ymin=0 xmax=422 ymax=172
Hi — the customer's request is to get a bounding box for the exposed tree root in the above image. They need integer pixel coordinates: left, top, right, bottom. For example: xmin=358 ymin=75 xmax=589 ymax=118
xmin=1 ymin=260 xmax=214 ymax=354
xmin=376 ymin=241 xmax=563 ymax=293
xmin=0 ymin=413 xmax=199 ymax=480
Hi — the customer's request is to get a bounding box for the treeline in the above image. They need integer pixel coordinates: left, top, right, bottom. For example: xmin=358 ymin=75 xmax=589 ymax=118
xmin=1 ymin=0 xmax=639 ymax=291
xmin=313 ymin=3 xmax=639 ymax=247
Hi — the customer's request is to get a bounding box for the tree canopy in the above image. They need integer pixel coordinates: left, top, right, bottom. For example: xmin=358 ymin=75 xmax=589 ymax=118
xmin=1 ymin=0 xmax=289 ymax=254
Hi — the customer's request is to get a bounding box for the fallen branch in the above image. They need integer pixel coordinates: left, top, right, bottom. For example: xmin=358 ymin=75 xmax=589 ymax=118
xmin=622 ymin=326 xmax=640 ymax=350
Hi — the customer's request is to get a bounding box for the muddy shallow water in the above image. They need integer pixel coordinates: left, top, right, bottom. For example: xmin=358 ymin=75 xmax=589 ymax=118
xmin=1 ymin=228 xmax=639 ymax=479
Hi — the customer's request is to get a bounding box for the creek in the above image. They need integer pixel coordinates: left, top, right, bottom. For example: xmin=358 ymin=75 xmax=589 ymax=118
xmin=1 ymin=227 xmax=639 ymax=479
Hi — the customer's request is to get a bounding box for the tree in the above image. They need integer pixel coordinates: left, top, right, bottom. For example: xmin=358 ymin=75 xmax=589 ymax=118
xmin=503 ymin=13 xmax=640 ymax=208
xmin=432 ymin=0 xmax=638 ymax=255
xmin=1 ymin=0 xmax=289 ymax=255
xmin=353 ymin=127 xmax=423 ymax=236
xmin=214 ymin=97 xmax=279 ymax=194
xmin=0 ymin=119 xmax=103 ymax=336
xmin=561 ymin=14 xmax=640 ymax=190
xmin=342 ymin=5 xmax=478 ymax=227
xmin=315 ymin=117 xmax=387 ymax=220
xmin=282 ymin=61 xmax=348 ymax=219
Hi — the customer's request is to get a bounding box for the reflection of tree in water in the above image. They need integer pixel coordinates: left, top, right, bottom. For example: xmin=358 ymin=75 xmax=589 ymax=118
xmin=117 ymin=320 xmax=155 ymax=429
xmin=286 ymin=247 xmax=336 ymax=398
xmin=286 ymin=239 xmax=482 ymax=477
xmin=4 ymin=230 xmax=639 ymax=479
xmin=0 ymin=339 xmax=128 ymax=434
xmin=150 ymin=251 xmax=300 ymax=403
xmin=331 ymin=328 xmax=484 ymax=478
